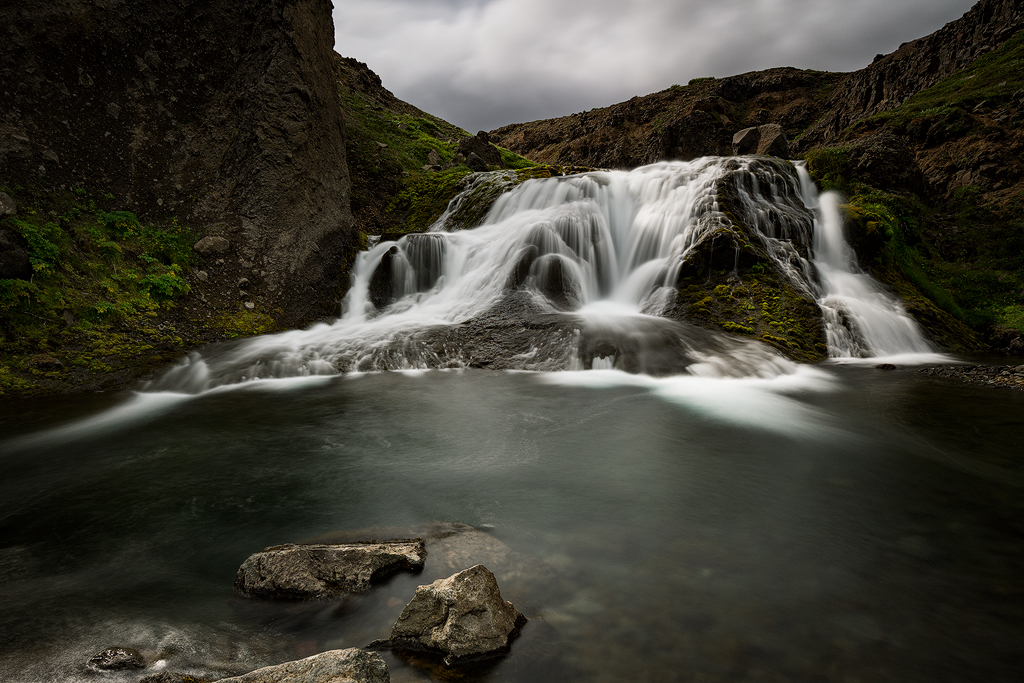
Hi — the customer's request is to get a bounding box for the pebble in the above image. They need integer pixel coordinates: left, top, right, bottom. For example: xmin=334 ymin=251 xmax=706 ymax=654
xmin=918 ymin=365 xmax=1024 ymax=391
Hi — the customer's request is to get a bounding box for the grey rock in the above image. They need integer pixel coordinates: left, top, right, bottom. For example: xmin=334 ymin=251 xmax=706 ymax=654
xmin=732 ymin=127 xmax=760 ymax=155
xmin=732 ymin=124 xmax=790 ymax=157
xmin=756 ymin=123 xmax=790 ymax=158
xmin=466 ymin=152 xmax=488 ymax=172
xmin=457 ymin=133 xmax=501 ymax=168
xmin=194 ymin=235 xmax=231 ymax=254
xmin=378 ymin=564 xmax=526 ymax=664
xmin=197 ymin=270 xmax=209 ymax=281
xmin=87 ymin=647 xmax=145 ymax=671
xmin=0 ymin=191 xmax=17 ymax=216
xmin=427 ymin=149 xmax=440 ymax=165
xmin=234 ymin=540 xmax=426 ymax=601
xmin=215 ymin=648 xmax=389 ymax=683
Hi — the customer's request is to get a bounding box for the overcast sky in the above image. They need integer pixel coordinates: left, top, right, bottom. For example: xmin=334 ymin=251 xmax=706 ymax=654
xmin=333 ymin=0 xmax=978 ymax=133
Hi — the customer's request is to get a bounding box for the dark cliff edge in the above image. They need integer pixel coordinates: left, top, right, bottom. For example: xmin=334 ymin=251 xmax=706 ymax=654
xmin=0 ymin=0 xmax=356 ymax=397
xmin=0 ymin=0 xmax=355 ymax=327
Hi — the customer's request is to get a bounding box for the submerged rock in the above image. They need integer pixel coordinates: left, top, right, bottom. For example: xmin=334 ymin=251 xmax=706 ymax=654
xmin=234 ymin=540 xmax=426 ymax=601
xmin=214 ymin=648 xmax=389 ymax=683
xmin=87 ymin=646 xmax=145 ymax=671
xmin=374 ymin=564 xmax=526 ymax=665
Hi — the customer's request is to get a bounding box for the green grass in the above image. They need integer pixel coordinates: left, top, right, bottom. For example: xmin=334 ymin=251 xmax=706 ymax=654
xmin=855 ymin=30 xmax=1024 ymax=134
xmin=0 ymin=185 xmax=200 ymax=396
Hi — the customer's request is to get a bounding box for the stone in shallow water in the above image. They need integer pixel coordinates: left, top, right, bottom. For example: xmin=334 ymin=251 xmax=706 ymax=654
xmin=234 ymin=540 xmax=426 ymax=601
xmin=375 ymin=564 xmax=526 ymax=665
xmin=87 ymin=646 xmax=146 ymax=670
xmin=214 ymin=648 xmax=389 ymax=683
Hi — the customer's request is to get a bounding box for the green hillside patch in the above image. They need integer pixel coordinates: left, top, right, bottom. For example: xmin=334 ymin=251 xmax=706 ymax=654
xmin=0 ymin=184 xmax=204 ymax=397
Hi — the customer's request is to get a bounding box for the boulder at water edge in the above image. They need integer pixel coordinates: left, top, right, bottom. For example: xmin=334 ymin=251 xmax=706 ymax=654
xmin=214 ymin=648 xmax=389 ymax=683
xmin=375 ymin=564 xmax=526 ymax=665
xmin=234 ymin=540 xmax=426 ymax=601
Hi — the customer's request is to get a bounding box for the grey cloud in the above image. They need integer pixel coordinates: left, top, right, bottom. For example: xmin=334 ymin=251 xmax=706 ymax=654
xmin=334 ymin=0 xmax=977 ymax=132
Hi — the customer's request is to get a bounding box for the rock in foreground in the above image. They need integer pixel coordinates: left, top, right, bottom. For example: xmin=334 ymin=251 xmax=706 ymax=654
xmin=86 ymin=647 xmax=145 ymax=671
xmin=234 ymin=540 xmax=426 ymax=601
xmin=376 ymin=564 xmax=526 ymax=665
xmin=215 ymin=648 xmax=389 ymax=683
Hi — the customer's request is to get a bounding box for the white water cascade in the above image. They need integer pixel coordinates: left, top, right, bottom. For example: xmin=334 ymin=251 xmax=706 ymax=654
xmin=151 ymin=158 xmax=942 ymax=392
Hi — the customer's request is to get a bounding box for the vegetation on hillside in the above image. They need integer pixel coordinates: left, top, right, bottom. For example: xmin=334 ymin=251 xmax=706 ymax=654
xmin=804 ymin=30 xmax=1024 ymax=346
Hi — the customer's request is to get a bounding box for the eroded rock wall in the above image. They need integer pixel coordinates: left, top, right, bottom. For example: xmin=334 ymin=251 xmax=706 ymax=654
xmin=0 ymin=0 xmax=355 ymax=325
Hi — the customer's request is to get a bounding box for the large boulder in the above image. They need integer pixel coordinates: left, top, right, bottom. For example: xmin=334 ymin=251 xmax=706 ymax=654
xmin=732 ymin=124 xmax=790 ymax=157
xmin=376 ymin=564 xmax=526 ymax=665
xmin=457 ymin=132 xmax=502 ymax=168
xmin=214 ymin=648 xmax=389 ymax=683
xmin=234 ymin=540 xmax=426 ymax=601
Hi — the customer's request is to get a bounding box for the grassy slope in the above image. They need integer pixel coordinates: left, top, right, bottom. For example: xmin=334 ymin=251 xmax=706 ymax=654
xmin=805 ymin=31 xmax=1024 ymax=347
xmin=0 ymin=185 xmax=275 ymax=397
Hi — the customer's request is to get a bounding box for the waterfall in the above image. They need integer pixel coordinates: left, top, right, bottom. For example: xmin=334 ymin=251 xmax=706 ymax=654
xmin=794 ymin=165 xmax=937 ymax=360
xmin=150 ymin=158 xmax=944 ymax=392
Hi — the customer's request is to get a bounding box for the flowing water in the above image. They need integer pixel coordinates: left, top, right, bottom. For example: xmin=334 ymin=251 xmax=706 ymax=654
xmin=1 ymin=159 xmax=1021 ymax=682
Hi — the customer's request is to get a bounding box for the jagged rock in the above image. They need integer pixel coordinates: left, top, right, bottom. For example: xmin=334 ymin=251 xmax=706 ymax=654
xmin=193 ymin=235 xmax=231 ymax=254
xmin=234 ymin=540 xmax=426 ymax=601
xmin=732 ymin=127 xmax=760 ymax=155
xmin=87 ymin=647 xmax=146 ymax=671
xmin=731 ymin=124 xmax=789 ymax=157
xmin=427 ymin=149 xmax=440 ymax=165
xmin=466 ymin=152 xmax=488 ymax=172
xmin=0 ymin=227 xmax=32 ymax=280
xmin=845 ymin=129 xmax=922 ymax=194
xmin=0 ymin=191 xmax=16 ymax=216
xmin=375 ymin=564 xmax=526 ymax=665
xmin=214 ymin=648 xmax=389 ymax=683
xmin=457 ymin=132 xmax=501 ymax=168
xmin=756 ymin=123 xmax=790 ymax=158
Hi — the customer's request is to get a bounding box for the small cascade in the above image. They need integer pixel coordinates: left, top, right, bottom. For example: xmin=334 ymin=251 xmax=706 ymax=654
xmin=795 ymin=165 xmax=935 ymax=359
xmin=149 ymin=158 xmax=940 ymax=392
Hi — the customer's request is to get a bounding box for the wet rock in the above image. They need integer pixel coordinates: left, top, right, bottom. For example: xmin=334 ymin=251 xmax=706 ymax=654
xmin=87 ymin=646 xmax=145 ymax=671
xmin=193 ymin=235 xmax=230 ymax=255
xmin=875 ymin=363 xmax=897 ymax=370
xmin=234 ymin=540 xmax=426 ymax=601
xmin=374 ymin=564 xmax=526 ymax=665
xmin=0 ymin=226 xmax=32 ymax=280
xmin=368 ymin=245 xmax=398 ymax=309
xmin=0 ymin=191 xmax=16 ymax=216
xmin=26 ymin=353 xmax=63 ymax=370
xmin=214 ymin=648 xmax=389 ymax=683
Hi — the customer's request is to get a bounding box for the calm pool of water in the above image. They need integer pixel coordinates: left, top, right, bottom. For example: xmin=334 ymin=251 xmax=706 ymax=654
xmin=0 ymin=366 xmax=1022 ymax=682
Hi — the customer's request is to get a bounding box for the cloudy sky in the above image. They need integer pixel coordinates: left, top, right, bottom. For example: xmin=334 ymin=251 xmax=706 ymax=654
xmin=334 ymin=0 xmax=977 ymax=133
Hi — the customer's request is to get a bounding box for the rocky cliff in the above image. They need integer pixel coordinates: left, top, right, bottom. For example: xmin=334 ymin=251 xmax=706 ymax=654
xmin=0 ymin=0 xmax=355 ymax=326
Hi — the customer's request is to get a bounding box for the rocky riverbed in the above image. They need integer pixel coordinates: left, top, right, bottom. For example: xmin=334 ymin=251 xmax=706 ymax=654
xmin=918 ymin=364 xmax=1024 ymax=390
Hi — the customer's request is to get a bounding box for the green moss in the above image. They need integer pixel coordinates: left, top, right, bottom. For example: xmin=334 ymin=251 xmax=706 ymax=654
xmin=213 ymin=309 xmax=278 ymax=339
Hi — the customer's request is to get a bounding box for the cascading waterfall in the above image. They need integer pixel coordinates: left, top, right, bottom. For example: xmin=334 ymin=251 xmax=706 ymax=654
xmin=150 ymin=158 xmax=941 ymax=393
xmin=794 ymin=165 xmax=936 ymax=359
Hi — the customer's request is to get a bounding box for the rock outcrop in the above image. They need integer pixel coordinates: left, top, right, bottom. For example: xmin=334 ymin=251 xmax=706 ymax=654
xmin=375 ymin=564 xmax=526 ymax=665
xmin=731 ymin=124 xmax=791 ymax=157
xmin=798 ymin=0 xmax=1024 ymax=149
xmin=214 ymin=648 xmax=389 ymax=683
xmin=0 ymin=0 xmax=356 ymax=326
xmin=234 ymin=540 xmax=427 ymax=601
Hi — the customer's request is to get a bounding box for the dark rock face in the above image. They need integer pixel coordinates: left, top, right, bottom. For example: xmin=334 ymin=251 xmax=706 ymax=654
xmin=87 ymin=647 xmax=145 ymax=671
xmin=234 ymin=540 xmax=427 ymax=601
xmin=378 ymin=564 xmax=526 ymax=665
xmin=0 ymin=191 xmax=15 ymax=216
xmin=0 ymin=0 xmax=356 ymax=326
xmin=0 ymin=226 xmax=31 ymax=280
xmin=844 ymin=129 xmax=923 ymax=194
xmin=214 ymin=648 xmax=390 ymax=683
xmin=798 ymin=0 xmax=1024 ymax=149
xmin=457 ymin=132 xmax=502 ymax=168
